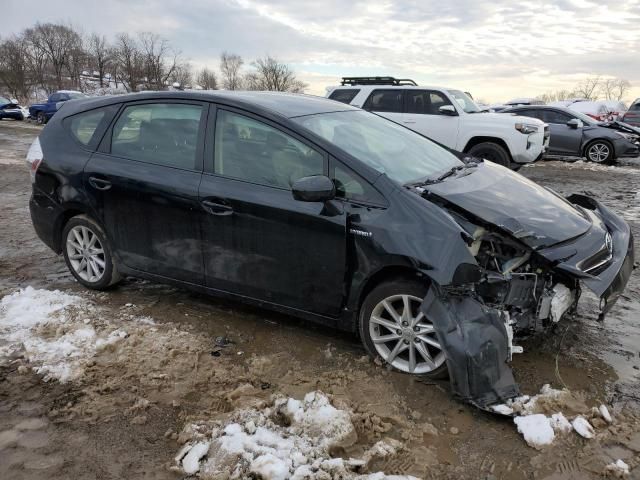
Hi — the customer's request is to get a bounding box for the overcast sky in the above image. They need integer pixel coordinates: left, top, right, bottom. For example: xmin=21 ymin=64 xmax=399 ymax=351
xmin=5 ymin=0 xmax=640 ymax=103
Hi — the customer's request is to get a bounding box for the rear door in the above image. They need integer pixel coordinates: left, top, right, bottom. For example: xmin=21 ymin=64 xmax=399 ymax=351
xmin=402 ymin=89 xmax=460 ymax=146
xmin=199 ymin=106 xmax=347 ymax=316
xmin=540 ymin=109 xmax=582 ymax=155
xmin=362 ymin=89 xmax=405 ymax=125
xmin=84 ymin=100 xmax=207 ymax=283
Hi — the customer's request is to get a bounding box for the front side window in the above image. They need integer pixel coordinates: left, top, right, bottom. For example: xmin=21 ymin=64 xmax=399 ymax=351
xmin=328 ymin=89 xmax=360 ymax=104
xmin=406 ymin=90 xmax=455 ymax=115
xmin=362 ymin=89 xmax=403 ymax=113
xmin=111 ymin=103 xmax=202 ymax=170
xmin=214 ymin=110 xmax=324 ymax=189
xmin=542 ymin=110 xmax=572 ymax=124
xmin=293 ymin=110 xmax=462 ymax=185
xmin=67 ymin=109 xmax=106 ymax=145
xmin=332 ymin=161 xmax=385 ymax=205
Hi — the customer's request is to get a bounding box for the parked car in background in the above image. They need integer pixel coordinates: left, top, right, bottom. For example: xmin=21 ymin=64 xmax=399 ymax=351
xmin=622 ymin=99 xmax=640 ymax=127
xmin=28 ymin=90 xmax=88 ymax=124
xmin=502 ymin=105 xmax=639 ymax=163
xmin=27 ymin=90 xmax=633 ymax=407
xmin=326 ymin=77 xmax=549 ymax=169
xmin=568 ymin=100 xmax=627 ymax=122
xmin=504 ymin=98 xmax=545 ymax=107
xmin=0 ymin=96 xmax=26 ymax=121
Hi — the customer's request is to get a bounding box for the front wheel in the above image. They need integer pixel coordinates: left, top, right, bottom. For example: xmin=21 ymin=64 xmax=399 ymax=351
xmin=62 ymin=215 xmax=121 ymax=290
xmin=359 ymin=280 xmax=448 ymax=378
xmin=585 ymin=140 xmax=614 ymax=164
xmin=467 ymin=142 xmax=511 ymax=168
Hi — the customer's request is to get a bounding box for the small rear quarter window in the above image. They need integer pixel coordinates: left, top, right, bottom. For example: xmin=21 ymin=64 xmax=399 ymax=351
xmin=66 ymin=109 xmax=107 ymax=146
xmin=328 ymin=89 xmax=360 ymax=104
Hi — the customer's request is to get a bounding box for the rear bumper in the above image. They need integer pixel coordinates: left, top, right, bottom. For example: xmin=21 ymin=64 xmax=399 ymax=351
xmin=29 ymin=190 xmax=64 ymax=253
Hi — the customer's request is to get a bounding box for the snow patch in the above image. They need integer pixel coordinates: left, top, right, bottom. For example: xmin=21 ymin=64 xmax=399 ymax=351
xmin=604 ymin=459 xmax=630 ymax=477
xmin=176 ymin=391 xmax=418 ymax=479
xmin=513 ymin=414 xmax=555 ymax=449
xmin=572 ymin=416 xmax=595 ymax=439
xmin=550 ymin=283 xmax=573 ymax=323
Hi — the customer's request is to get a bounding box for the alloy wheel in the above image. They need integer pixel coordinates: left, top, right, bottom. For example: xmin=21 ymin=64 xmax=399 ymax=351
xmin=369 ymin=294 xmax=445 ymax=374
xmin=66 ymin=225 xmax=106 ymax=283
xmin=587 ymin=143 xmax=610 ymax=163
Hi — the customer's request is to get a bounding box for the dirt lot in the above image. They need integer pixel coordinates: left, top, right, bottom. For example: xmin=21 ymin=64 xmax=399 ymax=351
xmin=1 ymin=119 xmax=639 ymax=479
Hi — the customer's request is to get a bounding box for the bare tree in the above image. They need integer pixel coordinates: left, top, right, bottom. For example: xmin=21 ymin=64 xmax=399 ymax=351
xmin=112 ymin=33 xmax=144 ymax=92
xmin=0 ymin=35 xmax=32 ymax=101
xmin=536 ymin=89 xmax=576 ymax=103
xmin=196 ymin=67 xmax=218 ymax=90
xmin=244 ymin=56 xmax=307 ymax=93
xmin=66 ymin=34 xmax=87 ymax=90
xmin=601 ymin=78 xmax=631 ymax=102
xmin=169 ymin=63 xmax=193 ymax=89
xmin=88 ymin=34 xmax=111 ymax=87
xmin=574 ymin=76 xmax=601 ymax=100
xmin=220 ymin=52 xmax=244 ymax=90
xmin=24 ymin=23 xmax=81 ymax=90
xmin=139 ymin=32 xmax=179 ymax=90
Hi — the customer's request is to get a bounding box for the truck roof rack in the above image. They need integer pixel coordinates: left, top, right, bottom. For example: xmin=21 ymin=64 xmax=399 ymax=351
xmin=340 ymin=76 xmax=418 ymax=86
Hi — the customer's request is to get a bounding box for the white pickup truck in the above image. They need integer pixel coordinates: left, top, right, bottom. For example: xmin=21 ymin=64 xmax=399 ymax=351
xmin=326 ymin=77 xmax=549 ymax=169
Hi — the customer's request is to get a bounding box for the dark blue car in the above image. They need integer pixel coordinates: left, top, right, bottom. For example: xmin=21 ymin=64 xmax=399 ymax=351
xmin=0 ymin=96 xmax=25 ymax=121
xmin=28 ymin=90 xmax=87 ymax=124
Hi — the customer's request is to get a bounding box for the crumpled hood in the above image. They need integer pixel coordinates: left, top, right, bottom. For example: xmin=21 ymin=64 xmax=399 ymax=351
xmin=423 ymin=162 xmax=592 ymax=249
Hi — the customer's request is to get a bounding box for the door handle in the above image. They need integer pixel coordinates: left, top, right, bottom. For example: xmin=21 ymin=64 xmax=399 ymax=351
xmin=403 ymin=121 xmax=416 ymax=124
xmin=202 ymin=199 xmax=233 ymax=216
xmin=88 ymin=177 xmax=112 ymax=191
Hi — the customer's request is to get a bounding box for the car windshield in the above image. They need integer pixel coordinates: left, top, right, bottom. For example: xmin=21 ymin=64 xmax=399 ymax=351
xmin=447 ymin=90 xmax=481 ymax=113
xmin=292 ymin=110 xmax=462 ymax=184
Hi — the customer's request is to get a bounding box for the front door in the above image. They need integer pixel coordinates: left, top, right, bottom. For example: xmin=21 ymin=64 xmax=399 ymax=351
xmin=84 ymin=101 xmax=206 ymax=283
xmin=402 ymin=89 xmax=460 ymax=146
xmin=541 ymin=110 xmax=583 ymax=155
xmin=199 ymin=107 xmax=347 ymax=316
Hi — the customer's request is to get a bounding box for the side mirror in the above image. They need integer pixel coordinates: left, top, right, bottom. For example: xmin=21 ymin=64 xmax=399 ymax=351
xmin=10 ymin=99 xmax=19 ymax=104
xmin=439 ymin=105 xmax=458 ymax=116
xmin=567 ymin=118 xmax=582 ymax=129
xmin=292 ymin=175 xmax=335 ymax=202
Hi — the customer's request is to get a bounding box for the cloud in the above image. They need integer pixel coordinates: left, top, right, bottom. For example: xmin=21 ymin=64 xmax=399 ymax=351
xmin=4 ymin=0 xmax=640 ymax=102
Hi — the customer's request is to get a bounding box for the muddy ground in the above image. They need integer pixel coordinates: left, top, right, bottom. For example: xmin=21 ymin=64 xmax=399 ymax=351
xmin=0 ymin=119 xmax=639 ymax=479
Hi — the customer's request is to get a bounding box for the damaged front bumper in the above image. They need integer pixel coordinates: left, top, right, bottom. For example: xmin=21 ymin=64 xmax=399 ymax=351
xmin=421 ymin=194 xmax=635 ymax=409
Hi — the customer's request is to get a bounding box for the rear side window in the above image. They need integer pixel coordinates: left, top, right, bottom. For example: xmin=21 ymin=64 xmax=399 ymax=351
xmin=514 ymin=109 xmax=543 ymax=120
xmin=363 ymin=89 xmax=403 ymax=113
xmin=630 ymin=102 xmax=640 ymax=111
xmin=111 ymin=103 xmax=202 ymax=170
xmin=542 ymin=110 xmax=571 ymax=124
xmin=67 ymin=109 xmax=106 ymax=146
xmin=328 ymin=89 xmax=360 ymax=104
xmin=214 ymin=110 xmax=324 ymax=189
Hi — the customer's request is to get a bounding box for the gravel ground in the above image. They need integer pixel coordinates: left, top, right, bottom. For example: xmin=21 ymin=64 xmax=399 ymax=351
xmin=0 ymin=119 xmax=639 ymax=479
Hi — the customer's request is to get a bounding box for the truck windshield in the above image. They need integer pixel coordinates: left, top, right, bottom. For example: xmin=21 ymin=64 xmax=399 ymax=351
xmin=447 ymin=90 xmax=481 ymax=113
xmin=292 ymin=110 xmax=462 ymax=184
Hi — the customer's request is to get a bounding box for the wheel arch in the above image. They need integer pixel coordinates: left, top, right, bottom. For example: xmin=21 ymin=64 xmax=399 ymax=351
xmin=54 ymin=205 xmax=103 ymax=253
xmin=463 ymin=136 xmax=513 ymax=159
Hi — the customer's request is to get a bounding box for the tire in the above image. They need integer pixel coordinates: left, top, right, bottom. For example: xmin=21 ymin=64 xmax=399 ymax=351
xmin=584 ymin=140 xmax=614 ymax=164
xmin=468 ymin=142 xmax=511 ymax=168
xmin=62 ymin=215 xmax=121 ymax=290
xmin=36 ymin=112 xmax=46 ymax=125
xmin=359 ymin=279 xmax=448 ymax=379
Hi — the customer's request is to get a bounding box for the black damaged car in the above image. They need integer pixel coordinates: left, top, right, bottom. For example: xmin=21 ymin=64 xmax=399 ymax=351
xmin=28 ymin=91 xmax=634 ymax=408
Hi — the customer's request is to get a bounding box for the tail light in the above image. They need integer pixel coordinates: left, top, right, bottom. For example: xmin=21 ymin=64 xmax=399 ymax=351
xmin=26 ymin=137 xmax=43 ymax=183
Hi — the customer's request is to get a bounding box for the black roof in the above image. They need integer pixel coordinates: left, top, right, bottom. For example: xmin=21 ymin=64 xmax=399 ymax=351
xmin=60 ymin=90 xmax=357 ymax=119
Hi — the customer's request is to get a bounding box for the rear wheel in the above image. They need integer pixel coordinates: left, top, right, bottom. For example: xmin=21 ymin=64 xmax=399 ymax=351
xmin=468 ymin=142 xmax=511 ymax=168
xmin=359 ymin=280 xmax=448 ymax=378
xmin=585 ymin=140 xmax=614 ymax=164
xmin=36 ymin=112 xmax=46 ymax=125
xmin=62 ymin=215 xmax=121 ymax=290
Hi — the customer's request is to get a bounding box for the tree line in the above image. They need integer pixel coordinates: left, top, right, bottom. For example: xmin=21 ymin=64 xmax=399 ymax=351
xmin=0 ymin=22 xmax=307 ymax=103
xmin=536 ymin=76 xmax=632 ymax=104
